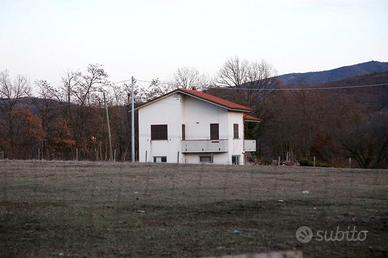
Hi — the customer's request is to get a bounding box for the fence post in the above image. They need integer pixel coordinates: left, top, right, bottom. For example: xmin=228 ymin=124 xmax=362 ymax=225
xmin=99 ymin=142 xmax=102 ymax=161
xmin=75 ymin=148 xmax=79 ymax=161
xmin=278 ymin=156 xmax=281 ymax=166
xmin=349 ymin=157 xmax=352 ymax=168
xmin=313 ymin=156 xmax=316 ymax=167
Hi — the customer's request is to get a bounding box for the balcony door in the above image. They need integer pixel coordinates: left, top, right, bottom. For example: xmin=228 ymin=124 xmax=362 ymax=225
xmin=210 ymin=123 xmax=219 ymax=140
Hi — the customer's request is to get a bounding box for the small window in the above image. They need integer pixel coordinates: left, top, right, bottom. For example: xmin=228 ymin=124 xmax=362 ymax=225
xmin=182 ymin=124 xmax=186 ymax=140
xmin=210 ymin=123 xmax=219 ymax=140
xmin=232 ymin=155 xmax=240 ymax=165
xmin=153 ymin=156 xmax=167 ymax=163
xmin=233 ymin=124 xmax=239 ymax=139
xmin=151 ymin=124 xmax=168 ymax=140
xmin=200 ymin=155 xmax=213 ymax=163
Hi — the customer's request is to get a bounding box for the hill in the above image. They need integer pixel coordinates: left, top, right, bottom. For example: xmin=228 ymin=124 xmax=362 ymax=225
xmin=317 ymin=71 xmax=388 ymax=111
xmin=277 ymin=61 xmax=388 ymax=87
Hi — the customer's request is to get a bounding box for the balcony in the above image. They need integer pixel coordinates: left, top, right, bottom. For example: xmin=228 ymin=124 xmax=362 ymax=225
xmin=181 ymin=139 xmax=228 ymax=153
xmin=244 ymin=140 xmax=256 ymax=152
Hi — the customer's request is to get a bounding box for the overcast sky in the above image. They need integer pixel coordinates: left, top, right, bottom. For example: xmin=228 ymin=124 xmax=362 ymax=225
xmin=1 ymin=0 xmax=388 ymax=85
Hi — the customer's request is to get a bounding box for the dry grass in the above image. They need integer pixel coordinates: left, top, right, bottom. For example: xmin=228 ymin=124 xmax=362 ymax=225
xmin=0 ymin=160 xmax=388 ymax=257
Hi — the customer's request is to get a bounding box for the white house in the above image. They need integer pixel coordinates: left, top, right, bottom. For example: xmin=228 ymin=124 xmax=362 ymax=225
xmin=138 ymin=88 xmax=259 ymax=165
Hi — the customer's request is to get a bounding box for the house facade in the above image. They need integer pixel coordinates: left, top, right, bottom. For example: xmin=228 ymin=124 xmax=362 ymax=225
xmin=138 ymin=88 xmax=259 ymax=165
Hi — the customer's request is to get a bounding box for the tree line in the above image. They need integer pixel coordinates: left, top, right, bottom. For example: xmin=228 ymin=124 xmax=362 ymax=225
xmin=0 ymin=57 xmax=387 ymax=168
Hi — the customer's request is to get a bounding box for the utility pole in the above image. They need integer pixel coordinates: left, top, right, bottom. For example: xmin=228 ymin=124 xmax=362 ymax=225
xmin=103 ymin=92 xmax=113 ymax=161
xmin=131 ymin=76 xmax=136 ymax=162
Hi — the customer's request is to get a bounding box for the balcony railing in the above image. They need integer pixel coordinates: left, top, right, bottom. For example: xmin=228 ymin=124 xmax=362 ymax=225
xmin=244 ymin=140 xmax=256 ymax=152
xmin=181 ymin=139 xmax=228 ymax=153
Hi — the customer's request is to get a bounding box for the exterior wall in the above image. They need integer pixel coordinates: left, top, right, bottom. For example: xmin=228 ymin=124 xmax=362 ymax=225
xmin=183 ymin=153 xmax=229 ymax=165
xmin=138 ymin=92 xmax=246 ymax=165
xmin=228 ymin=112 xmax=245 ymax=165
xmin=138 ymin=94 xmax=183 ymax=163
xmin=181 ymin=96 xmax=231 ymax=164
xmin=182 ymin=96 xmax=229 ymax=140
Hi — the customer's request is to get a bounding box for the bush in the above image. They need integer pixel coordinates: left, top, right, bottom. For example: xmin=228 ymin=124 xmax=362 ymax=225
xmin=299 ymin=159 xmax=314 ymax=166
xmin=299 ymin=159 xmax=330 ymax=167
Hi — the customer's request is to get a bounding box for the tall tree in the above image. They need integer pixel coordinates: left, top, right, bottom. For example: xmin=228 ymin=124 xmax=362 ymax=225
xmin=0 ymin=70 xmax=31 ymax=158
xmin=217 ymin=57 xmax=249 ymax=87
xmin=216 ymin=57 xmax=278 ymax=108
xmin=172 ymin=67 xmax=210 ymax=89
xmin=340 ymin=111 xmax=388 ymax=168
xmin=33 ymin=80 xmax=65 ymax=158
xmin=62 ymin=64 xmax=108 ymax=156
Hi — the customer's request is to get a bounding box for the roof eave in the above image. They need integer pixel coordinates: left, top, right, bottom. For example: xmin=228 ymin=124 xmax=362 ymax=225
xmin=138 ymin=88 xmax=252 ymax=113
xmin=244 ymin=119 xmax=261 ymax=123
xmin=180 ymin=90 xmax=251 ymax=113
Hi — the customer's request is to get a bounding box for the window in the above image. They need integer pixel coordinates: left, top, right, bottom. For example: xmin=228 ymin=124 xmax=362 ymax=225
xmin=232 ymin=155 xmax=240 ymax=165
xmin=210 ymin=123 xmax=219 ymax=140
xmin=153 ymin=156 xmax=167 ymax=163
xmin=182 ymin=124 xmax=186 ymax=140
xmin=233 ymin=124 xmax=239 ymax=139
xmin=151 ymin=124 xmax=168 ymax=140
xmin=200 ymin=155 xmax=213 ymax=163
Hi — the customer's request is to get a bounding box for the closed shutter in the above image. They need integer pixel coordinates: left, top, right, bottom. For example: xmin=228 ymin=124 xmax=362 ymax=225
xmin=210 ymin=123 xmax=219 ymax=140
xmin=151 ymin=125 xmax=168 ymax=140
xmin=233 ymin=124 xmax=239 ymax=139
xmin=182 ymin=124 xmax=186 ymax=140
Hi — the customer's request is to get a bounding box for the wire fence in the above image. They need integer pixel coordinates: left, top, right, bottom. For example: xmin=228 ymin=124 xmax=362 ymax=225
xmin=0 ymin=160 xmax=387 ymax=257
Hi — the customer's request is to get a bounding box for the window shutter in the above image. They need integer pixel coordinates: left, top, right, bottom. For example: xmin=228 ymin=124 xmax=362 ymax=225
xmin=210 ymin=123 xmax=219 ymax=140
xmin=151 ymin=125 xmax=168 ymax=140
xmin=182 ymin=124 xmax=186 ymax=140
xmin=233 ymin=124 xmax=239 ymax=139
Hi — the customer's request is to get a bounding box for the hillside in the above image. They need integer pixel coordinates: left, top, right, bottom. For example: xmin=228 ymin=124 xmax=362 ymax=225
xmin=317 ymin=71 xmax=388 ymax=110
xmin=277 ymin=61 xmax=388 ymax=87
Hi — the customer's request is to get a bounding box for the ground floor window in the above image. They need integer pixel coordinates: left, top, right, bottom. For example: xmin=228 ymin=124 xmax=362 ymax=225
xmin=153 ymin=156 xmax=167 ymax=163
xmin=232 ymin=155 xmax=240 ymax=165
xmin=199 ymin=155 xmax=213 ymax=163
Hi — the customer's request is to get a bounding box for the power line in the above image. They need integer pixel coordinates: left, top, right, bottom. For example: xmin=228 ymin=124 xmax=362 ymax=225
xmin=108 ymin=77 xmax=388 ymax=91
xmin=210 ymin=82 xmax=388 ymax=91
xmin=108 ymin=79 xmax=131 ymax=85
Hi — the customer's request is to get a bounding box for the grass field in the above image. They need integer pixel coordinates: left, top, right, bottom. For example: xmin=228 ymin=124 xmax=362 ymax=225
xmin=1 ymin=160 xmax=388 ymax=258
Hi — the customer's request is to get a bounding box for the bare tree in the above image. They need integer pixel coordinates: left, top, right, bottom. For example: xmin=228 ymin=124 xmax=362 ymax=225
xmin=217 ymin=56 xmax=249 ymax=87
xmin=61 ymin=71 xmax=80 ymax=108
xmin=0 ymin=70 xmax=30 ymax=100
xmin=216 ymin=56 xmax=278 ymax=108
xmin=243 ymin=60 xmax=278 ymax=107
xmin=0 ymin=70 xmax=31 ymax=157
xmin=340 ymin=111 xmax=388 ymax=168
xmin=72 ymin=64 xmax=108 ymax=107
xmin=33 ymin=80 xmax=61 ymax=158
xmin=143 ymin=78 xmax=172 ymax=100
xmin=172 ymin=67 xmax=210 ymax=89
xmin=60 ymin=64 xmax=109 ymax=154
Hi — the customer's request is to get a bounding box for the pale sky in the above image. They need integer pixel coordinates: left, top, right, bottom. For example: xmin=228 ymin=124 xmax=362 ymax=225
xmin=1 ymin=0 xmax=388 ymax=86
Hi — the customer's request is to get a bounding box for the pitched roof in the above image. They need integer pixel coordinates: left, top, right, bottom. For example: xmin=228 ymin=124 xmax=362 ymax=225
xmin=179 ymin=89 xmax=252 ymax=112
xmin=138 ymin=88 xmax=252 ymax=112
xmin=243 ymin=113 xmax=260 ymax=122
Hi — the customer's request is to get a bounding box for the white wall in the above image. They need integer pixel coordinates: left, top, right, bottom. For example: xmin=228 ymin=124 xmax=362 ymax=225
xmin=138 ymin=92 xmax=246 ymax=165
xmin=182 ymin=96 xmax=229 ymax=140
xmin=138 ymin=94 xmax=183 ymax=163
xmin=183 ymin=153 xmax=229 ymax=164
xmin=228 ymin=111 xmax=245 ymax=165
